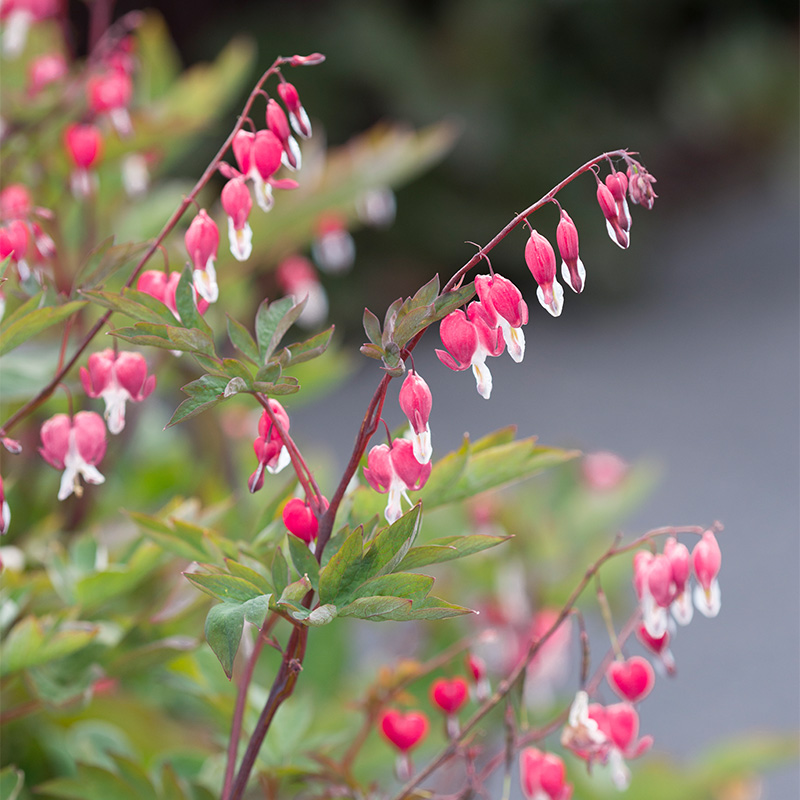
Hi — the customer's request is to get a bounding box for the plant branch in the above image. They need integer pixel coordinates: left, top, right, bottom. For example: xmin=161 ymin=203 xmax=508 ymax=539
xmin=388 ymin=524 xmax=708 ymax=800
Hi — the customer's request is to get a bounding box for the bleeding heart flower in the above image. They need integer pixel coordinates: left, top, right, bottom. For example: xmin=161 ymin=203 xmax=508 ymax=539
xmin=39 ymin=411 xmax=107 ymax=501
xmin=80 ymin=349 xmax=156 ymax=434
xmin=525 ymin=229 xmax=564 ymax=317
xmin=606 ymin=656 xmax=655 ymax=703
xmin=430 ymin=677 xmax=469 ymax=716
xmin=692 ymin=529 xmax=722 ymax=618
xmin=398 ymin=370 xmax=433 ymax=464
xmin=520 ymin=747 xmax=573 ymax=800
xmin=277 ymin=80 xmax=311 ymax=139
xmin=379 ymin=709 xmax=429 ymax=752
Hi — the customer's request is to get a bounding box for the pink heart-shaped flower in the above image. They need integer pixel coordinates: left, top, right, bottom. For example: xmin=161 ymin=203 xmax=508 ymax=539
xmin=430 ymin=677 xmax=469 ymax=715
xmin=606 ymin=656 xmax=655 ymax=703
xmin=605 ymin=702 xmax=639 ymax=751
xmin=379 ymin=709 xmax=429 ymax=752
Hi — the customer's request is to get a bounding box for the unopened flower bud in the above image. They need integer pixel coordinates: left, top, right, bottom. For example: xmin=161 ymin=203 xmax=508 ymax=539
xmin=399 ymin=370 xmax=433 ymax=463
xmin=556 ymin=209 xmax=585 ymax=294
xmin=184 ymin=210 xmax=219 ymax=303
xmin=524 ymin=229 xmax=564 ymax=317
xmin=277 ymin=81 xmax=311 ymax=139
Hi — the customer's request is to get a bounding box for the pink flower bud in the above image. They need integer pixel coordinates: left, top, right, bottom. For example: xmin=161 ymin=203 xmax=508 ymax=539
xmin=430 ymin=677 xmax=469 ymax=716
xmin=556 ymin=209 xmax=586 ymax=294
xmin=232 ymin=130 xmax=255 ymax=176
xmin=289 ymin=52 xmax=326 ymax=67
xmin=220 ymin=177 xmax=253 ymax=262
xmin=520 ymin=747 xmax=572 ymax=800
xmin=64 ymin=123 xmax=102 ymax=169
xmin=277 ymin=81 xmax=311 ymax=139
xmin=398 ymin=370 xmax=433 ymax=464
xmin=379 ymin=710 xmax=429 ymax=752
xmin=27 ymin=52 xmax=67 ymax=94
xmin=627 ymin=164 xmax=657 ymax=210
xmin=184 ymin=210 xmax=219 ymax=304
xmin=605 ymin=170 xmax=631 ymax=232
xmin=525 ymin=229 xmax=564 ymax=317
xmin=80 ymin=349 xmax=156 ymax=434
xmin=266 ymin=98 xmax=301 ymax=170
xmin=646 ymin=553 xmax=676 ymax=608
xmin=474 ymin=273 xmax=528 ymax=362
xmin=692 ymin=530 xmax=722 ymax=618
xmin=282 ymin=497 xmax=320 ymax=543
xmin=596 ymin=182 xmax=629 ymax=249
xmin=39 ymin=411 xmax=107 ymax=500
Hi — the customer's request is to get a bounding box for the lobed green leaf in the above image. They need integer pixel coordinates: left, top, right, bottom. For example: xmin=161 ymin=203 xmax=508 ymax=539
xmin=0 ymin=300 xmax=87 ymax=357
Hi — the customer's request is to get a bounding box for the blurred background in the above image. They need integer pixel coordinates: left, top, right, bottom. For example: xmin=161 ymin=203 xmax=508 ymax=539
xmin=62 ymin=0 xmax=799 ymax=796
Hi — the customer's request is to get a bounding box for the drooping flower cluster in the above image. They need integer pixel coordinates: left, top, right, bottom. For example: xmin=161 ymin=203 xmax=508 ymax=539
xmin=0 ymin=183 xmax=56 ymax=286
xmin=561 ymin=691 xmax=652 ymax=791
xmin=436 ymin=159 xmax=657 ymax=398
xmin=634 ymin=530 xmax=722 ymax=639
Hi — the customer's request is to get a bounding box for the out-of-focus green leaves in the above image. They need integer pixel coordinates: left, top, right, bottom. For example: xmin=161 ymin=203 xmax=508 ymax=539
xmin=0 ymin=298 xmax=86 ymax=357
xmin=0 ymin=616 xmax=99 ymax=678
xmin=74 ymin=238 xmax=152 ymax=291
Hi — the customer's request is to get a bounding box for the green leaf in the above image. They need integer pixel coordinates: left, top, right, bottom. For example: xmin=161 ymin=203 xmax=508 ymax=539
xmin=227 ymin=314 xmax=260 ymax=363
xmin=205 ymin=595 xmax=271 ymax=679
xmin=0 ymin=765 xmax=24 ymax=800
xmin=81 ymin=288 xmax=177 ymax=325
xmin=279 ymin=575 xmax=312 ymax=605
xmin=360 ymin=343 xmax=384 ymax=361
xmin=412 ymin=274 xmax=440 ymax=307
xmin=373 ymin=596 xmax=473 ymax=621
xmin=255 ymin=296 xmax=306 ymax=363
xmin=353 ymin=572 xmax=434 ymax=603
xmin=0 ymin=300 xmax=86 ymax=357
xmin=255 ymin=362 xmax=282 ymax=384
xmin=393 ymin=303 xmax=435 ymax=348
xmin=224 ymin=559 xmax=272 ymax=595
xmin=337 ymin=596 xmax=411 ymax=620
xmin=279 ymin=325 xmax=335 ymax=367
xmin=381 ymin=297 xmax=403 ymax=348
xmin=363 ymin=308 xmax=382 ymax=345
xmin=263 ymin=378 xmax=300 ymax=396
xmin=165 ymin=374 xmax=229 ymax=427
xmin=271 ymin=548 xmax=289 ymax=598
xmin=430 ymin=282 xmax=476 ymax=321
xmin=362 ymin=504 xmax=423 ymax=577
xmin=0 ymin=617 xmax=99 ymax=677
xmin=175 ymin=265 xmax=211 ymax=336
xmin=305 ymin=604 xmax=338 ymax=626
xmin=286 ymin=535 xmax=320 ymax=589
xmin=36 ymin=764 xmax=143 ymax=800
xmin=422 ymin=435 xmax=578 ymax=510
xmin=397 ymin=534 xmax=511 ymax=571
xmin=318 ymin=527 xmax=366 ymax=605
xmin=110 ymin=321 xmax=215 ymax=356
xmin=185 ymin=571 xmax=265 ymax=604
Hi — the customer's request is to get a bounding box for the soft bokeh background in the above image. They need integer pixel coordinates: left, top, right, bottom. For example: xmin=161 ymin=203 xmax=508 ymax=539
xmin=65 ymin=0 xmax=800 ymax=796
